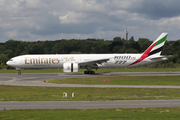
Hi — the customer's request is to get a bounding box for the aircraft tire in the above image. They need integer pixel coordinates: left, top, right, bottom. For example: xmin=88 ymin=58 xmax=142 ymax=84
xmin=18 ymin=71 xmax=21 ymax=75
xmin=91 ymin=71 xmax=95 ymax=74
xmin=87 ymin=71 xmax=91 ymax=74
xmin=84 ymin=71 xmax=95 ymax=74
xmin=84 ymin=71 xmax=88 ymax=74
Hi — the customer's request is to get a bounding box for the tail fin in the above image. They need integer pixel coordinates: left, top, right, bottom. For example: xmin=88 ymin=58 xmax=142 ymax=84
xmin=129 ymin=33 xmax=168 ymax=66
xmin=145 ymin=33 xmax=168 ymax=57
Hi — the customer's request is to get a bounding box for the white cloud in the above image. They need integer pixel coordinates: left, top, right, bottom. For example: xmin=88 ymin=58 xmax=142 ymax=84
xmin=112 ymin=0 xmax=143 ymax=9
xmin=158 ymin=17 xmax=180 ymax=28
xmin=59 ymin=12 xmax=87 ymax=24
xmin=0 ymin=0 xmax=5 ymax=6
xmin=0 ymin=0 xmax=180 ymax=42
xmin=6 ymin=30 xmax=18 ymax=38
xmin=58 ymin=33 xmax=92 ymax=40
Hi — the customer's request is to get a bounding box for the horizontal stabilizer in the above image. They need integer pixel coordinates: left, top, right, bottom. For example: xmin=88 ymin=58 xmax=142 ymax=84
xmin=149 ymin=56 xmax=168 ymax=60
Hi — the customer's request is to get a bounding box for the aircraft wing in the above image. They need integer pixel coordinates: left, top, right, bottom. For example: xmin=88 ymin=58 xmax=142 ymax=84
xmin=78 ymin=58 xmax=111 ymax=67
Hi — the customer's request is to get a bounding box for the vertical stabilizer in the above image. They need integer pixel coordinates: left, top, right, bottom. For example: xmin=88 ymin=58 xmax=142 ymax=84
xmin=129 ymin=33 xmax=168 ymax=66
xmin=147 ymin=33 xmax=168 ymax=57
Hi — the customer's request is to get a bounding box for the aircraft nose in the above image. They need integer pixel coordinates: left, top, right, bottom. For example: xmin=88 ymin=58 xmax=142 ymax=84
xmin=6 ymin=61 xmax=9 ymax=65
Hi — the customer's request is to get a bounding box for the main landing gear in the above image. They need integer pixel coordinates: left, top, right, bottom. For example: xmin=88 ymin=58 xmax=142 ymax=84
xmin=84 ymin=65 xmax=95 ymax=74
xmin=84 ymin=71 xmax=95 ymax=74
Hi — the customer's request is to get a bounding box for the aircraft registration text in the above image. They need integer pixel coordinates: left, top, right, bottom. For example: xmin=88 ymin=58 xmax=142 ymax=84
xmin=114 ymin=56 xmax=136 ymax=60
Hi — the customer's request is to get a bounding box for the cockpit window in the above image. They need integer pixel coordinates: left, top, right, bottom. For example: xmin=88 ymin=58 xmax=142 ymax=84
xmin=9 ymin=59 xmax=13 ymax=61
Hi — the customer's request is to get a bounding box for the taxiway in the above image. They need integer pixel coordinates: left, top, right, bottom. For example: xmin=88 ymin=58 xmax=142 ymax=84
xmin=0 ymin=72 xmax=180 ymax=88
xmin=1 ymin=72 xmax=180 ymax=110
xmin=1 ymin=100 xmax=180 ymax=110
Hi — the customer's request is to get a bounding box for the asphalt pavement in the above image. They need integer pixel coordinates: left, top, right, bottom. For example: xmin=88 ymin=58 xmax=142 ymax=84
xmin=1 ymin=72 xmax=180 ymax=110
xmin=1 ymin=100 xmax=180 ymax=110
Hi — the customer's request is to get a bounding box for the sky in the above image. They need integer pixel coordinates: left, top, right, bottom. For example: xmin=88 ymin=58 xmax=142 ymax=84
xmin=0 ymin=0 xmax=180 ymax=42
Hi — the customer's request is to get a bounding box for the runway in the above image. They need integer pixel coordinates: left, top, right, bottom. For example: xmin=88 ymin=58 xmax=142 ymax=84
xmin=0 ymin=72 xmax=180 ymax=88
xmin=2 ymin=100 xmax=180 ymax=110
xmin=1 ymin=72 xmax=180 ymax=110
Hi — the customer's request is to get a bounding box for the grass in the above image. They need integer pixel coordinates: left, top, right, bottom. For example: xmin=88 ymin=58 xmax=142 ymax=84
xmin=1 ymin=108 xmax=180 ymax=120
xmin=1 ymin=85 xmax=180 ymax=101
xmin=48 ymin=76 xmax=180 ymax=85
xmin=1 ymin=67 xmax=180 ymax=73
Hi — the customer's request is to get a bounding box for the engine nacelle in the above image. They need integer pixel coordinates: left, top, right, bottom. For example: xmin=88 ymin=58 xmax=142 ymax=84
xmin=63 ymin=63 xmax=79 ymax=73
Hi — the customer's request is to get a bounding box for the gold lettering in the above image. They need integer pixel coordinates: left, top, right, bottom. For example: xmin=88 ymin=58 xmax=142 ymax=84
xmin=44 ymin=58 xmax=48 ymax=64
xmin=41 ymin=58 xmax=44 ymax=64
xmin=52 ymin=58 xmax=55 ymax=64
xmin=30 ymin=58 xmax=38 ymax=64
xmin=52 ymin=58 xmax=60 ymax=64
xmin=38 ymin=57 xmax=40 ymax=64
xmin=25 ymin=57 xmax=61 ymax=64
xmin=25 ymin=57 xmax=29 ymax=64
xmin=70 ymin=57 xmax=74 ymax=60
xmin=56 ymin=58 xmax=60 ymax=64
xmin=49 ymin=58 xmax=51 ymax=64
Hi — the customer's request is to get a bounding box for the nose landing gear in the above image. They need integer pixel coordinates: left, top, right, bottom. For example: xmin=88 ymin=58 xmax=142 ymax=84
xmin=18 ymin=70 xmax=21 ymax=75
xmin=16 ymin=68 xmax=21 ymax=75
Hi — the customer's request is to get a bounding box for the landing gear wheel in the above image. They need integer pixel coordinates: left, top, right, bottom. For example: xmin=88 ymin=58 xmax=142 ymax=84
xmin=84 ymin=71 xmax=95 ymax=74
xmin=84 ymin=71 xmax=88 ymax=74
xmin=18 ymin=71 xmax=21 ymax=75
xmin=91 ymin=71 xmax=95 ymax=74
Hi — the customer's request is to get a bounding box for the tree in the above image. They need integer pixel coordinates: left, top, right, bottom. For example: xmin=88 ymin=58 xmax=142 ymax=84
xmin=0 ymin=45 xmax=5 ymax=54
xmin=51 ymin=41 xmax=69 ymax=54
xmin=0 ymin=54 xmax=8 ymax=64
xmin=17 ymin=43 xmax=25 ymax=52
xmin=28 ymin=44 xmax=43 ymax=54
xmin=70 ymin=51 xmax=82 ymax=54
xmin=42 ymin=41 xmax=54 ymax=54
xmin=109 ymin=37 xmax=123 ymax=52
xmin=5 ymin=39 xmax=20 ymax=52
xmin=15 ymin=49 xmax=21 ymax=56
xmin=138 ymin=38 xmax=152 ymax=52
xmin=125 ymin=48 xmax=138 ymax=53
xmin=113 ymin=37 xmax=121 ymax=41
xmin=7 ymin=50 xmax=15 ymax=59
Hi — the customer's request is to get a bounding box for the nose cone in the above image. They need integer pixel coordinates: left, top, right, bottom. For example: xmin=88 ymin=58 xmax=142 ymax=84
xmin=6 ymin=60 xmax=13 ymax=66
xmin=6 ymin=61 xmax=9 ymax=65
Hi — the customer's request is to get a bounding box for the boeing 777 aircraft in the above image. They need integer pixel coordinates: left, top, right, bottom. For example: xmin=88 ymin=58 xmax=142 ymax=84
xmin=6 ymin=33 xmax=168 ymax=75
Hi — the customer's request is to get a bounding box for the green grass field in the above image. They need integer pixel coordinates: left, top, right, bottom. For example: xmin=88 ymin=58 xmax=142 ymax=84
xmin=1 ymin=85 xmax=180 ymax=101
xmin=48 ymin=76 xmax=180 ymax=85
xmin=1 ymin=67 xmax=180 ymax=73
xmin=1 ymin=108 xmax=180 ymax=120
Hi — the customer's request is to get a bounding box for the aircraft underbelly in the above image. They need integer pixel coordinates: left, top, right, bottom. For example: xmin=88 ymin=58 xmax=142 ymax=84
xmin=20 ymin=64 xmax=63 ymax=69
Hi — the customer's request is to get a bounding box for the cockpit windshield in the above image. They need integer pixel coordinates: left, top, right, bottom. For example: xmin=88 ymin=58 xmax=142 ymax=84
xmin=9 ymin=59 xmax=13 ymax=61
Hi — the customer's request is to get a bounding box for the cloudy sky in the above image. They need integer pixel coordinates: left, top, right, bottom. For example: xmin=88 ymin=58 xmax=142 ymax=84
xmin=0 ymin=0 xmax=180 ymax=42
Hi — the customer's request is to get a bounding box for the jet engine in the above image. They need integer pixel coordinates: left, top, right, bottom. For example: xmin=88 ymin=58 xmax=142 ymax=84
xmin=63 ymin=63 xmax=79 ymax=72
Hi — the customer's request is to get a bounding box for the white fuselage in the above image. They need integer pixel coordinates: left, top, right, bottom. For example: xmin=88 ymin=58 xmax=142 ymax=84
xmin=6 ymin=54 xmax=165 ymax=69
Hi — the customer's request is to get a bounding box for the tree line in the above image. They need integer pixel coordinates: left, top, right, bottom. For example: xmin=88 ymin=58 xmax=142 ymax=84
xmin=0 ymin=36 xmax=180 ymax=66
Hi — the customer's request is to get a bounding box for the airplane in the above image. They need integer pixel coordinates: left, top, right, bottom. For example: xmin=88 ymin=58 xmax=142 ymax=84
xmin=6 ymin=33 xmax=168 ymax=75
